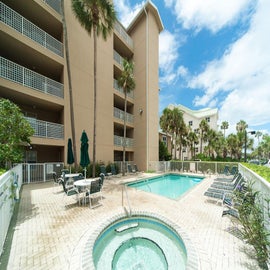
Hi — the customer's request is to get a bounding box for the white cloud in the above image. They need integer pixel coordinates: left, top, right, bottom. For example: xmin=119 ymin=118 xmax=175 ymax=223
xmin=159 ymin=30 xmax=189 ymax=85
xmin=114 ymin=0 xmax=145 ymax=28
xmin=189 ymin=0 xmax=270 ymax=130
xmin=164 ymin=0 xmax=254 ymax=33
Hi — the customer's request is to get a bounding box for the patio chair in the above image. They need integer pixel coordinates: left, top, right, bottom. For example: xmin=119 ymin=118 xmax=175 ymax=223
xmin=110 ymin=164 xmax=121 ymax=177
xmin=100 ymin=165 xmax=112 ymax=178
xmin=86 ymin=178 xmax=102 ymax=209
xmin=61 ymin=178 xmax=80 ymax=206
xmin=127 ymin=164 xmax=136 ymax=174
xmin=52 ymin=171 xmax=63 ymax=193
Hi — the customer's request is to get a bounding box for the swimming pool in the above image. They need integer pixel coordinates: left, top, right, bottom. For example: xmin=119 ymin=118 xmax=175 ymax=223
xmin=127 ymin=174 xmax=204 ymax=199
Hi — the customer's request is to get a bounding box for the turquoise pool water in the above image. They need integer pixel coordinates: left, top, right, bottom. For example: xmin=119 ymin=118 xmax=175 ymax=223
xmin=127 ymin=174 xmax=204 ymax=199
xmin=93 ymin=216 xmax=187 ymax=270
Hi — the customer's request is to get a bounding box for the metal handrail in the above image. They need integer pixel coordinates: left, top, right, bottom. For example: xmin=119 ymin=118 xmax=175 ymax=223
xmin=122 ymin=185 xmax=132 ymax=217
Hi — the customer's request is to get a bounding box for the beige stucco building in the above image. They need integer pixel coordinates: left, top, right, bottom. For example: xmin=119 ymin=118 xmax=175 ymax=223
xmin=0 ymin=0 xmax=163 ymax=171
xmin=168 ymin=104 xmax=219 ymax=160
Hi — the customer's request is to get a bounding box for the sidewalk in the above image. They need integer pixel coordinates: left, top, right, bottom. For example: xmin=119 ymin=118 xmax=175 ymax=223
xmin=1 ymin=173 xmax=259 ymax=269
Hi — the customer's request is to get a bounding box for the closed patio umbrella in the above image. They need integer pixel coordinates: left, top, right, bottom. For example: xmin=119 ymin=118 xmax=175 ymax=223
xmin=80 ymin=130 xmax=90 ymax=178
xmin=67 ymin=138 xmax=74 ymax=173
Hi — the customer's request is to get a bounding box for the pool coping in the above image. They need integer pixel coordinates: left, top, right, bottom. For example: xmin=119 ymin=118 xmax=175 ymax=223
xmin=70 ymin=210 xmax=200 ymax=270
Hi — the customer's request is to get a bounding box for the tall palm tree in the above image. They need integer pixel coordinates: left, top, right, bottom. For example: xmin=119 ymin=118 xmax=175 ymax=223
xmin=160 ymin=108 xmax=174 ymax=156
xmin=199 ymin=119 xmax=209 ymax=154
xmin=117 ymin=59 xmax=135 ymax=176
xmin=61 ymin=0 xmax=77 ymax=168
xmin=221 ymin=121 xmax=229 ymax=137
xmin=71 ymin=0 xmax=116 ymax=177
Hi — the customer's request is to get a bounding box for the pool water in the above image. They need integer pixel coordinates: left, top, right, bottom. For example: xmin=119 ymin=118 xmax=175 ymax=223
xmin=127 ymin=174 xmax=204 ymax=199
xmin=93 ymin=216 xmax=187 ymax=270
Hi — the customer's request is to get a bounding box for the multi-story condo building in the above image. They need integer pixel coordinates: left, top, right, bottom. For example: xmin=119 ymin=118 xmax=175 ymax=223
xmin=0 ymin=0 xmax=163 ymax=171
xmin=168 ymin=104 xmax=218 ymax=160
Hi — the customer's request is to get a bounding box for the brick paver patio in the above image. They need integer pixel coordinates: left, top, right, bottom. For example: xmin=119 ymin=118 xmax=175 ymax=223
xmin=1 ymin=173 xmax=259 ymax=269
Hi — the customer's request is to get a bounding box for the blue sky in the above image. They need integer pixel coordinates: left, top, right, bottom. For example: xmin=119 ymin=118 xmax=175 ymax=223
xmin=114 ymin=0 xmax=270 ymax=136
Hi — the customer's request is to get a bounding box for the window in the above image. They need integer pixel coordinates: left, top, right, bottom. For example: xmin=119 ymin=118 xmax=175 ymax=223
xmin=162 ymin=135 xmax=167 ymax=145
xmin=205 ymin=117 xmax=210 ymax=122
xmin=188 ymin=121 xmax=193 ymax=126
xmin=195 ymin=147 xmax=199 ymax=153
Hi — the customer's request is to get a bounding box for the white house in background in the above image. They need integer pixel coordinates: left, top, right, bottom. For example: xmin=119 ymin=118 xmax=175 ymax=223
xmin=168 ymin=104 xmax=218 ymax=160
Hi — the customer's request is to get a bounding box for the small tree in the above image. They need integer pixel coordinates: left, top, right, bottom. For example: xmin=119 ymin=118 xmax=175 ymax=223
xmin=0 ymin=98 xmax=34 ymax=168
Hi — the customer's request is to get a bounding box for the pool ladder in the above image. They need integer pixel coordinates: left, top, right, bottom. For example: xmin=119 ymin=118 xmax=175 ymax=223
xmin=122 ymin=185 xmax=132 ymax=217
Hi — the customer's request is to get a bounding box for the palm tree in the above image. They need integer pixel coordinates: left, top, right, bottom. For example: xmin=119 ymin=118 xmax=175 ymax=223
xmin=160 ymin=108 xmax=174 ymax=156
xmin=117 ymin=59 xmax=135 ymax=175
xmin=61 ymin=0 xmax=77 ymax=168
xmin=71 ymin=0 xmax=116 ymax=177
xmin=220 ymin=121 xmax=229 ymax=137
xmin=187 ymin=130 xmax=198 ymax=159
xmin=255 ymin=131 xmax=263 ymax=145
xmin=199 ymin=119 xmax=209 ymax=154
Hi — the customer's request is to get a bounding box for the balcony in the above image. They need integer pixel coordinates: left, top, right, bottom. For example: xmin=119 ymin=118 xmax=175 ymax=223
xmin=113 ymin=50 xmax=124 ymax=67
xmin=114 ymin=107 xmax=134 ymax=124
xmin=26 ymin=117 xmax=64 ymax=139
xmin=114 ymin=21 xmax=133 ymax=48
xmin=43 ymin=0 xmax=62 ymax=14
xmin=114 ymin=135 xmax=134 ymax=148
xmin=0 ymin=57 xmax=64 ymax=98
xmin=0 ymin=2 xmax=63 ymax=57
xmin=113 ymin=79 xmax=134 ymax=99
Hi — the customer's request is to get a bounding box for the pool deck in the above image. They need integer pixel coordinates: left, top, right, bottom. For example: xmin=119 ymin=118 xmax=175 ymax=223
xmin=1 ymin=172 xmax=260 ymax=269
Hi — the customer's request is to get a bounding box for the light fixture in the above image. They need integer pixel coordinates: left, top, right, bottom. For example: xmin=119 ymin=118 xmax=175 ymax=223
xmin=139 ymin=109 xmax=143 ymax=114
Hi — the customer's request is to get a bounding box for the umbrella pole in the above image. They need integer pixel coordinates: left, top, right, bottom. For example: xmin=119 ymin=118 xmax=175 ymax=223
xmin=84 ymin=167 xmax=86 ymax=179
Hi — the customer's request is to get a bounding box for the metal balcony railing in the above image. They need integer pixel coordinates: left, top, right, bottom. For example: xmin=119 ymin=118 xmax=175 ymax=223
xmin=25 ymin=117 xmax=64 ymax=139
xmin=0 ymin=57 xmax=64 ymax=98
xmin=113 ymin=79 xmax=134 ymax=98
xmin=114 ymin=107 xmax=134 ymax=123
xmin=113 ymin=50 xmax=124 ymax=67
xmin=43 ymin=0 xmax=62 ymax=14
xmin=114 ymin=135 xmax=134 ymax=148
xmin=0 ymin=2 xmax=63 ymax=57
xmin=114 ymin=21 xmax=133 ymax=48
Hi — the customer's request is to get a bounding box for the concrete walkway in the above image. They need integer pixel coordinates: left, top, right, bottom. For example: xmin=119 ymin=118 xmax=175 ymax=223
xmin=1 ymin=173 xmax=259 ymax=269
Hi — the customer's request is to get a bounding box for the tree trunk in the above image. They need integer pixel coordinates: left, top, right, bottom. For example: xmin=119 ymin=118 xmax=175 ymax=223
xmin=122 ymin=92 xmax=127 ymax=176
xmin=92 ymin=28 xmax=97 ymax=177
xmin=61 ymin=0 xmax=77 ymax=168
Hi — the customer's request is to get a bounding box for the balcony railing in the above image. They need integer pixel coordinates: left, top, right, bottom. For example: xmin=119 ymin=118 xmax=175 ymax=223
xmin=114 ymin=21 xmax=133 ymax=48
xmin=114 ymin=107 xmax=134 ymax=123
xmin=113 ymin=50 xmax=124 ymax=67
xmin=43 ymin=0 xmax=62 ymax=14
xmin=0 ymin=57 xmax=64 ymax=98
xmin=0 ymin=2 xmax=63 ymax=57
xmin=25 ymin=117 xmax=64 ymax=139
xmin=114 ymin=135 xmax=134 ymax=148
xmin=113 ymin=79 xmax=134 ymax=99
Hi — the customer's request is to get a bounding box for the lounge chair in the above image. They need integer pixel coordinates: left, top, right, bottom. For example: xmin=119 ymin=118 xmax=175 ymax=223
xmin=204 ymin=177 xmax=246 ymax=201
xmin=222 ymin=208 xmax=239 ymax=218
xmin=210 ymin=174 xmax=243 ymax=190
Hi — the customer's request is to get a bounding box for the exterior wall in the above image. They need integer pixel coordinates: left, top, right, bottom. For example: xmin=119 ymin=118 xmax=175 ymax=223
xmin=0 ymin=0 xmax=162 ymax=171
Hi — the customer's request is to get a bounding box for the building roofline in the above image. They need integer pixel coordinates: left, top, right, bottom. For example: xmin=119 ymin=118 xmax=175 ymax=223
xmin=127 ymin=1 xmax=164 ymax=33
xmin=168 ymin=104 xmax=218 ymax=118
